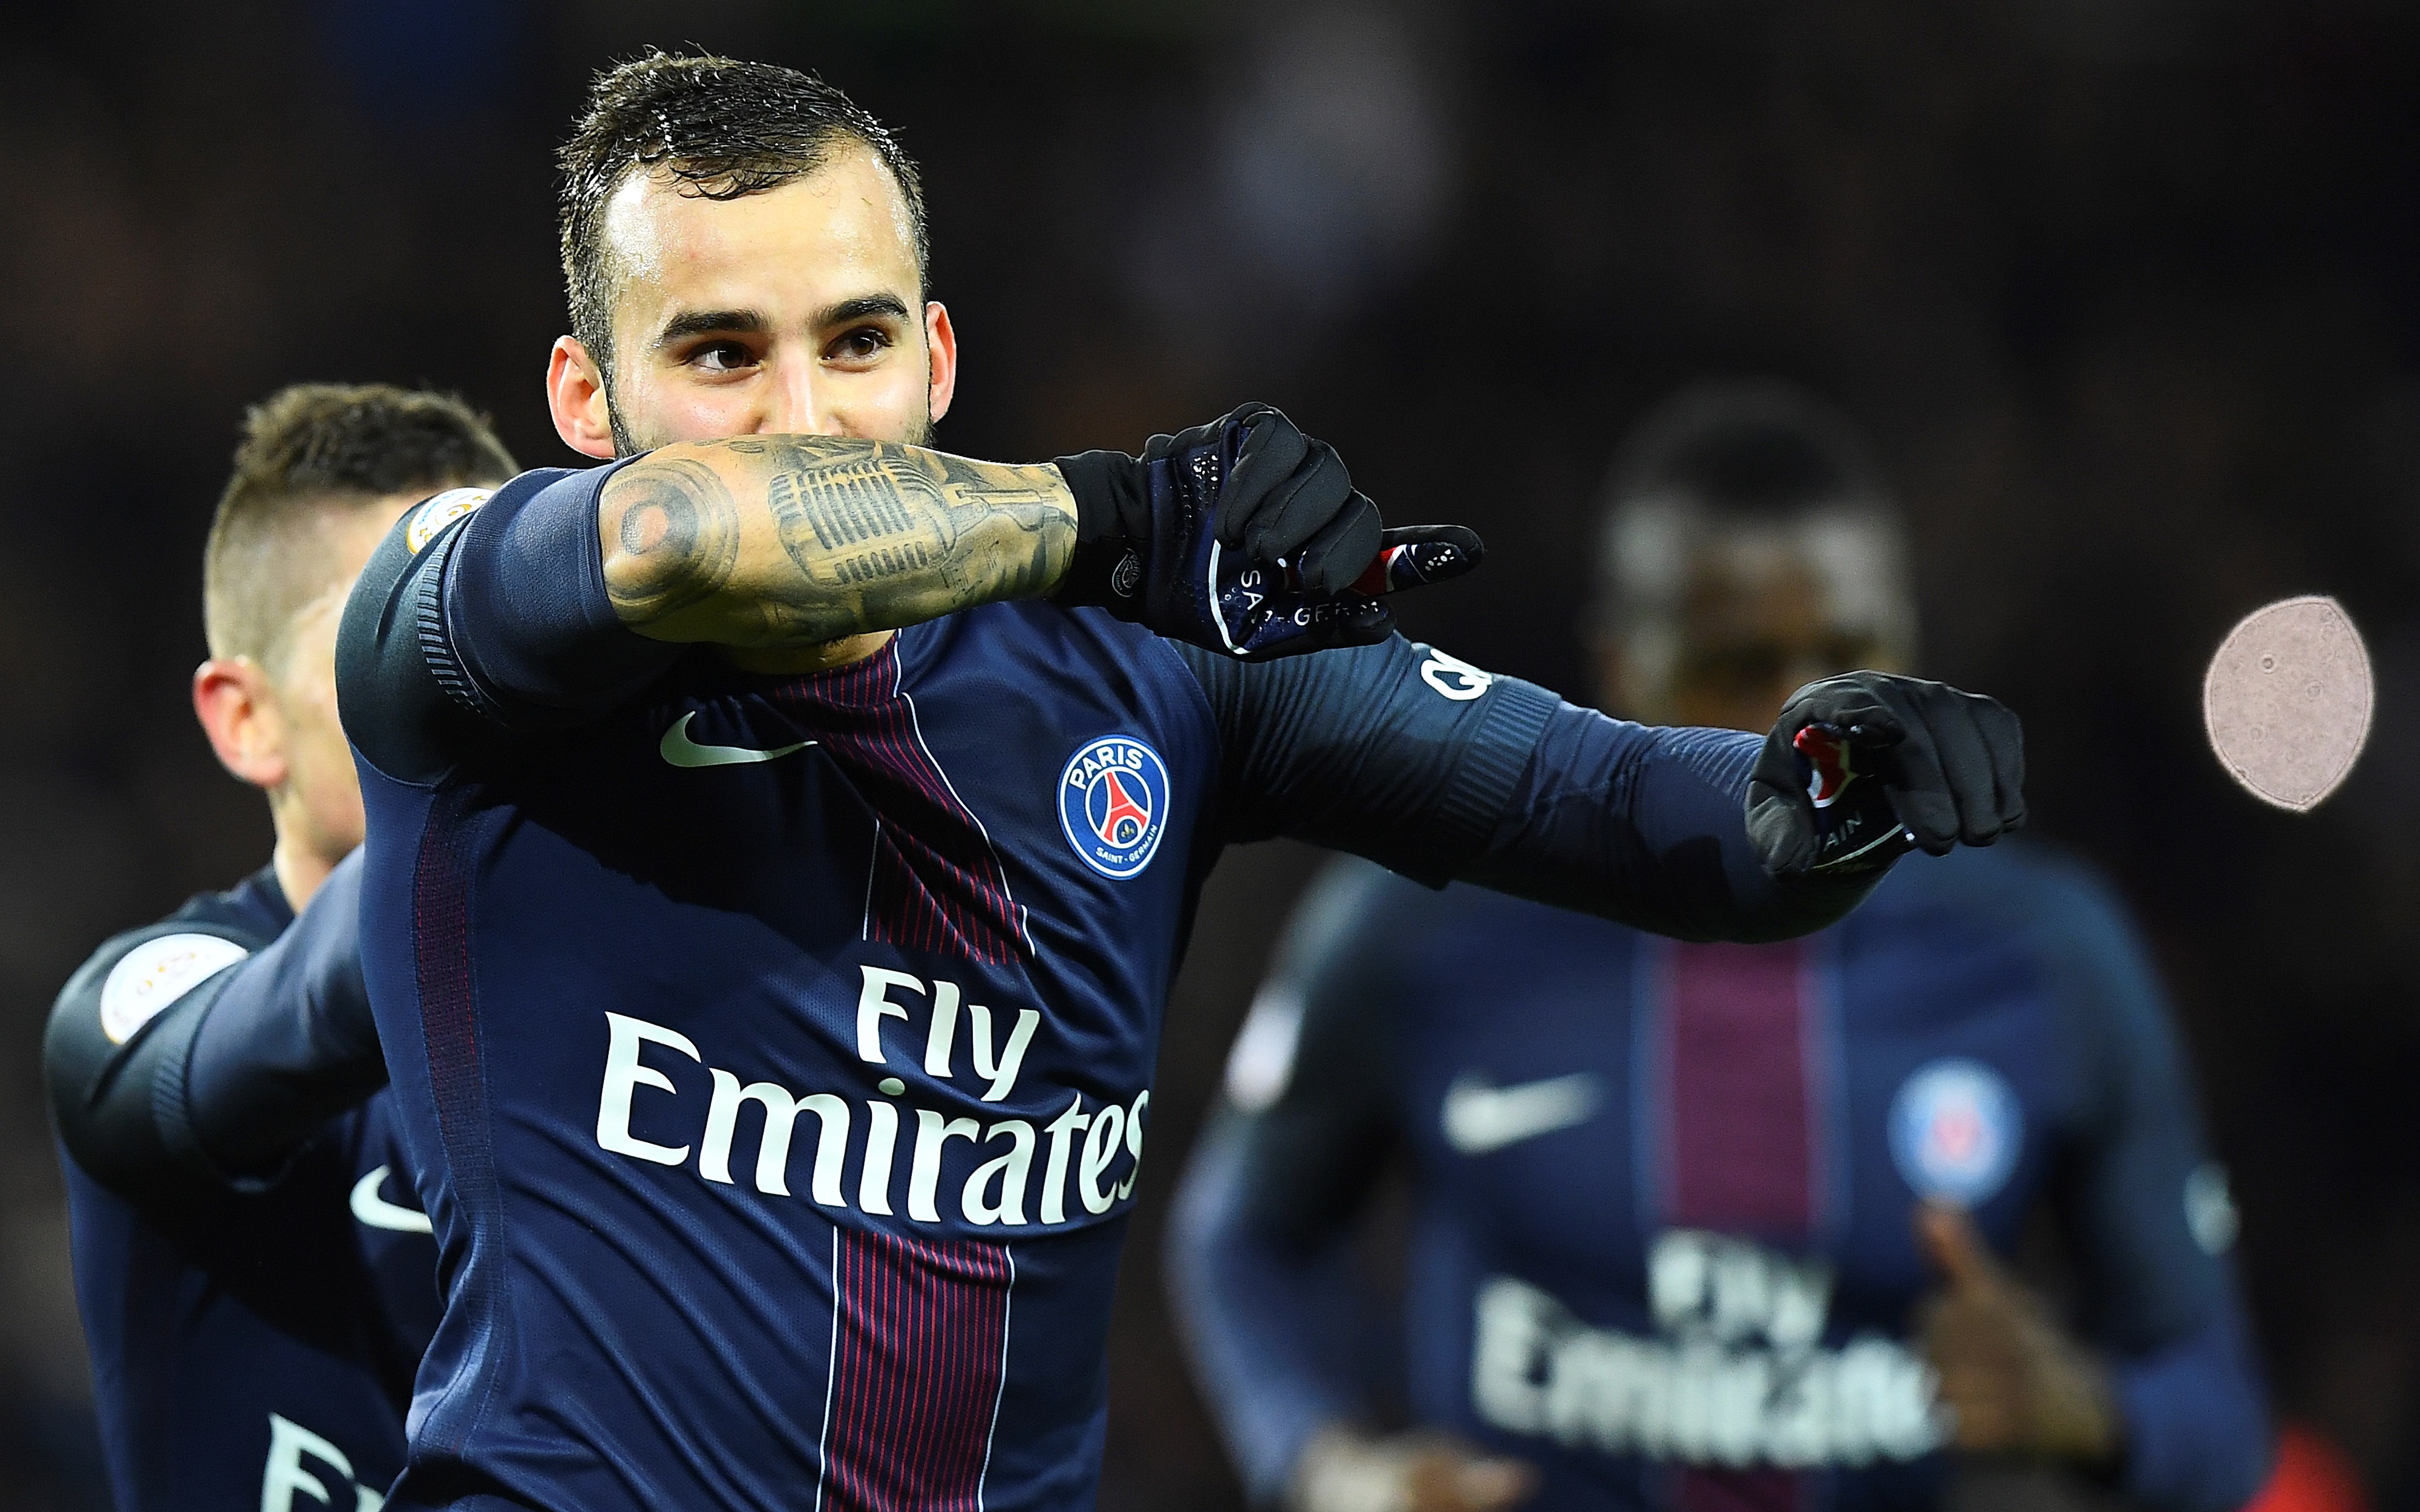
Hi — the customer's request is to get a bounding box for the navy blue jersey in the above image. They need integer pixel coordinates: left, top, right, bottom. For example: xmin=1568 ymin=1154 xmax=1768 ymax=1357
xmin=333 ymin=464 xmax=1880 ymax=1512
xmin=47 ymin=865 xmax=440 ymax=1512
xmin=1168 ymin=847 xmax=2270 ymax=1512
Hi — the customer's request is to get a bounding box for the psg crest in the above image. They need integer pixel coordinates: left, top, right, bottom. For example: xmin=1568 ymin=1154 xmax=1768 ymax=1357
xmin=1059 ymin=735 xmax=1171 ymax=880
xmin=1888 ymin=1058 xmax=2022 ymax=1206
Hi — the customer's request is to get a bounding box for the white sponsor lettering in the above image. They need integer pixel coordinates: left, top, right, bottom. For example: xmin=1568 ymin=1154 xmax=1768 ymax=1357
xmin=967 ymin=1003 xmax=1039 ymax=1102
xmin=700 ymin=1074 xmax=849 ymax=1203
xmin=1419 ymin=647 xmax=1493 ymax=701
xmin=1080 ymin=1102 xmax=1127 ymax=1216
xmin=596 ymin=1014 xmax=701 ymax=1166
xmin=963 ymin=1120 xmax=1037 ymax=1226
xmin=857 ymin=966 xmax=1038 ymax=1101
xmin=911 ymin=1109 xmax=982 ymax=1221
xmin=1442 ymin=1072 xmax=1604 ymax=1155
xmin=1473 ymin=1233 xmax=1945 ymax=1468
xmin=589 ymin=1014 xmax=1143 ymax=1232
xmin=857 ymin=967 xmax=923 ymax=1063
xmin=1116 ymin=1090 xmax=1150 ymax=1201
xmin=261 ymin=1412 xmax=383 ymax=1512
xmin=860 ymin=1098 xmax=901 ymax=1216
xmin=100 ymin=933 xmax=249 ymax=1044
xmin=1039 ymin=1095 xmax=1090 ymax=1226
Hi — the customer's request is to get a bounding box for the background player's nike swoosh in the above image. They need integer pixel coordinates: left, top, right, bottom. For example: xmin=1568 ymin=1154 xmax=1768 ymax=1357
xmin=659 ymin=712 xmax=816 ymax=768
xmin=350 ymin=1165 xmax=433 ymax=1234
xmin=1442 ymin=1072 xmax=1605 ymax=1155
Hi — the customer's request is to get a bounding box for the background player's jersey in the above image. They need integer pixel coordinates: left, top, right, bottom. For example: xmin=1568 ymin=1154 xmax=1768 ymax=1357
xmin=335 ymin=466 xmax=1869 ymax=1512
xmin=48 ymin=868 xmax=440 ymax=1512
xmin=1169 ymin=847 xmax=2271 ymax=1512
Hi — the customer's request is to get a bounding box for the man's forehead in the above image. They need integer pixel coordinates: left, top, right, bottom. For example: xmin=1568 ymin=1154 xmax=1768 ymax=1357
xmin=600 ymin=147 xmax=920 ymax=329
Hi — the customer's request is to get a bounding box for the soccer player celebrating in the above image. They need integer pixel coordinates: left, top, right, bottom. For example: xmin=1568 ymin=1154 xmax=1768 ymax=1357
xmin=1166 ymin=382 xmax=2270 ymax=1512
xmin=334 ymin=57 xmax=2025 ymax=1512
xmin=46 ymin=385 xmax=517 ymax=1511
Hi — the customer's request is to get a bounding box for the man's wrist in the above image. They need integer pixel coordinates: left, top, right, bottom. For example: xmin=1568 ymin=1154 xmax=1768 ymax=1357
xmin=1047 ymin=451 xmax=1146 ymax=609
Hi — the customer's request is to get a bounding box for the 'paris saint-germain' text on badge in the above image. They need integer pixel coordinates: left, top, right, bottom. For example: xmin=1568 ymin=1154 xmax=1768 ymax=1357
xmin=1059 ymin=736 xmax=1171 ymax=880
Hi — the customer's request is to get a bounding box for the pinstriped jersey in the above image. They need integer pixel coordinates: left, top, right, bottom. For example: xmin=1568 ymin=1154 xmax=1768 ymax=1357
xmin=335 ymin=463 xmax=1872 ymax=1512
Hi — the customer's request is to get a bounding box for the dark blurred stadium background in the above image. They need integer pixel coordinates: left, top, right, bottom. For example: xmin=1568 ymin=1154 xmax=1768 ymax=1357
xmin=6 ymin=2 xmax=2420 ymax=1508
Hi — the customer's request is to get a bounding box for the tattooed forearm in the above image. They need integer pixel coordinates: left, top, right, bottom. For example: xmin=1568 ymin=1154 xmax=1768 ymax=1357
xmin=600 ymin=459 xmax=743 ymax=621
xmin=598 ymin=437 xmax=1077 ymax=649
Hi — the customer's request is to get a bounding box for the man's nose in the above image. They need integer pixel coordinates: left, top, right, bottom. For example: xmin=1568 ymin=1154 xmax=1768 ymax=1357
xmin=759 ymin=357 xmax=844 ymax=437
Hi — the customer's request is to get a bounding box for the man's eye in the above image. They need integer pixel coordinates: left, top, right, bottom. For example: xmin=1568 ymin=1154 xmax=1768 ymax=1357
xmin=690 ymin=341 xmax=754 ymax=373
xmin=832 ymin=328 xmax=891 ymax=361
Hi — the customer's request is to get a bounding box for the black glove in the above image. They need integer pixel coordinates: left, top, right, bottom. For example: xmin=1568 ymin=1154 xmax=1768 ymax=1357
xmin=1746 ymin=672 xmax=2026 ymax=878
xmin=1051 ymin=404 xmax=1481 ymax=658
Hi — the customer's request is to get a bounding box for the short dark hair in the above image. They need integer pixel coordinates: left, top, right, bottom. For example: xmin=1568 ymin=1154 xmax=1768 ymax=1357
xmin=557 ymin=50 xmax=929 ymax=374
xmin=204 ymin=383 xmax=517 ymax=669
xmin=1609 ymin=379 xmax=1884 ymax=514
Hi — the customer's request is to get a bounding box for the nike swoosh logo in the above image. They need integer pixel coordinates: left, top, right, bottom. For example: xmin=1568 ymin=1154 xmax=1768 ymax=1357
xmin=1442 ymin=1072 xmax=1604 ymax=1156
xmin=350 ymin=1165 xmax=433 ymax=1234
xmin=659 ymin=712 xmax=815 ymax=768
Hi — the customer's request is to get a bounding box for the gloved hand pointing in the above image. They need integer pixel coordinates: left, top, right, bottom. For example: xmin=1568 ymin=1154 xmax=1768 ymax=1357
xmin=1051 ymin=404 xmax=1480 ymax=659
xmin=1747 ymin=672 xmax=2026 ymax=877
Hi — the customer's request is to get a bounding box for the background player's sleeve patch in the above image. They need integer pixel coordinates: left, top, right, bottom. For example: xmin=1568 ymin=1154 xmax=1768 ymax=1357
xmin=99 ymin=932 xmax=249 ymax=1044
xmin=405 ymin=487 xmax=492 ymax=554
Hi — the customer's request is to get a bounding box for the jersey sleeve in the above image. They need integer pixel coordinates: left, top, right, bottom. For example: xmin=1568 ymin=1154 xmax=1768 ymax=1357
xmin=1166 ymin=859 xmax=1408 ymax=1506
xmin=2036 ymin=862 xmax=2273 ymax=1511
xmin=335 ymin=464 xmax=685 ymax=783
xmin=44 ymin=854 xmax=386 ymax=1206
xmin=1174 ymin=637 xmax=1871 ymax=941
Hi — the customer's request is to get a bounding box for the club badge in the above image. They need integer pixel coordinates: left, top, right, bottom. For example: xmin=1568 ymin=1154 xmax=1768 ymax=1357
xmin=1888 ymin=1058 xmax=2022 ymax=1206
xmin=1059 ymin=735 xmax=1170 ymax=880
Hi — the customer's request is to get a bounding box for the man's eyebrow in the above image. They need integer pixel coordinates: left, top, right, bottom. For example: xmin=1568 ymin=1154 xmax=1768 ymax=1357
xmin=811 ymin=293 xmax=913 ymax=329
xmin=652 ymin=309 xmax=770 ymax=349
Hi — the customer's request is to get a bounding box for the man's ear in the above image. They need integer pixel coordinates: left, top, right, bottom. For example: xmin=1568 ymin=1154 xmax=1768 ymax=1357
xmin=925 ymin=301 xmax=959 ymax=425
xmin=193 ymin=658 xmax=289 ymax=791
xmin=548 ymin=336 xmax=618 ymax=460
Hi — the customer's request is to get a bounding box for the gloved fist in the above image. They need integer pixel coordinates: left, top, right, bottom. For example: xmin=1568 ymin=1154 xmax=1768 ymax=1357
xmin=1746 ymin=672 xmax=2025 ymax=878
xmin=1052 ymin=404 xmax=1482 ymax=658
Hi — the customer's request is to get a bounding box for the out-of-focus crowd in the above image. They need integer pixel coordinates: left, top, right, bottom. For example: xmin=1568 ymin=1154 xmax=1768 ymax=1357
xmin=7 ymin=2 xmax=2420 ymax=1509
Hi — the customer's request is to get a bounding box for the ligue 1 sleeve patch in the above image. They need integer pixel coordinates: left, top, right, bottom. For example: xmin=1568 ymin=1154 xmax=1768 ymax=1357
xmin=1058 ymin=736 xmax=1170 ymax=880
xmin=405 ymin=487 xmax=494 ymax=554
xmin=99 ymin=932 xmax=249 ymax=1044
xmin=1888 ymin=1058 xmax=2022 ymax=1205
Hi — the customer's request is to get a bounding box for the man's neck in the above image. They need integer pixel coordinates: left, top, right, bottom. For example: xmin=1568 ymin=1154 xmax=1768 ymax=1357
xmin=270 ymin=833 xmax=335 ymax=914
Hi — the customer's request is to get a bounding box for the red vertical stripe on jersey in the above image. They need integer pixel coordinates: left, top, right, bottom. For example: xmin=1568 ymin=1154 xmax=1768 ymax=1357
xmin=821 ymin=1229 xmax=1013 ymax=1512
xmin=775 ymin=644 xmax=1028 ymax=964
xmin=1663 ymin=939 xmax=1818 ymax=1512
xmin=1664 ymin=940 xmax=1816 ymax=1236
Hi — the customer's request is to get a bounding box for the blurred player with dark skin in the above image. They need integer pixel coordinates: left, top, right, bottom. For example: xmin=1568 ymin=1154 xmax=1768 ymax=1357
xmin=335 ymin=58 xmax=2025 ymax=1512
xmin=45 ymin=385 xmax=514 ymax=1511
xmin=1168 ymin=382 xmax=2271 ymax=1512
